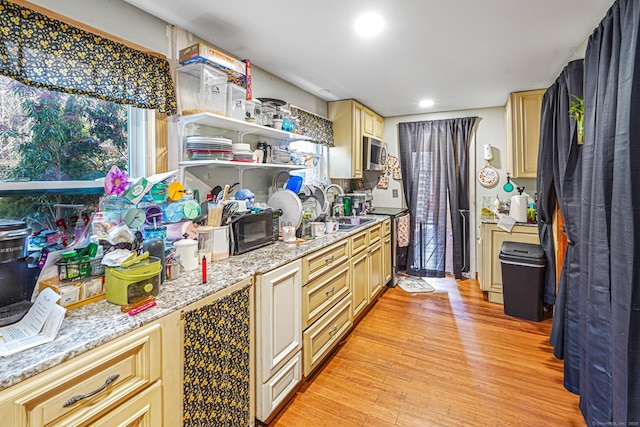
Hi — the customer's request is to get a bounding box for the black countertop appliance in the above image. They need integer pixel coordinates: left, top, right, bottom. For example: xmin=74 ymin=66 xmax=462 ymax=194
xmin=0 ymin=219 xmax=40 ymax=326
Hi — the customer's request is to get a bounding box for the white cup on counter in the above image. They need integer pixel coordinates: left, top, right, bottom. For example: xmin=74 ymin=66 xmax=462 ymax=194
xmin=282 ymin=225 xmax=296 ymax=243
xmin=310 ymin=222 xmax=325 ymax=238
xmin=325 ymin=220 xmax=338 ymax=234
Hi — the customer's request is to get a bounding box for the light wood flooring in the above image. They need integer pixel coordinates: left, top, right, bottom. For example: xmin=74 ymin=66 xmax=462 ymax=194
xmin=271 ymin=277 xmax=585 ymax=427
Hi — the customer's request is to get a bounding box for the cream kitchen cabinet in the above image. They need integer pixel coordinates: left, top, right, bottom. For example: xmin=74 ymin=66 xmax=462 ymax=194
xmin=255 ymin=260 xmax=302 ymax=424
xmin=350 ymin=221 xmax=388 ymax=320
xmin=301 ymin=240 xmax=352 ymax=376
xmin=363 ymin=106 xmax=384 ymax=140
xmin=505 ymin=89 xmax=546 ymax=178
xmin=0 ymin=320 xmax=163 ymax=427
xmin=367 ymin=223 xmax=384 ymax=301
xmin=478 ymin=223 xmax=540 ymax=304
xmin=328 ymin=99 xmax=364 ymax=179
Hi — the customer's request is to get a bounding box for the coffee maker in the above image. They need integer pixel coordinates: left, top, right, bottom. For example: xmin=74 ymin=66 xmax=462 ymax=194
xmin=0 ymin=219 xmax=40 ymax=326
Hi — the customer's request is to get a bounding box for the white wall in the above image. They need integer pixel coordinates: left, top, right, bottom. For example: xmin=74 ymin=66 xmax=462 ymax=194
xmin=378 ymin=106 xmax=537 ymax=277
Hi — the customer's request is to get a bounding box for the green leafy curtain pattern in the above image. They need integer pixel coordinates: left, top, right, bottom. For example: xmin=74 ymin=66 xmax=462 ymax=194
xmin=290 ymin=105 xmax=334 ymax=146
xmin=0 ymin=1 xmax=177 ymax=114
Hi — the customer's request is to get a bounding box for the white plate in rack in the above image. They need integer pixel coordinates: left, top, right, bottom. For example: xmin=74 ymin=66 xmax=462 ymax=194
xmin=267 ymin=189 xmax=303 ymax=228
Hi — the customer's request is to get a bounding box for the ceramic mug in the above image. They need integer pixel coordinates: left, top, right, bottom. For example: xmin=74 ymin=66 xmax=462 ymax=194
xmin=325 ymin=221 xmax=338 ymax=234
xmin=282 ymin=225 xmax=296 ymax=243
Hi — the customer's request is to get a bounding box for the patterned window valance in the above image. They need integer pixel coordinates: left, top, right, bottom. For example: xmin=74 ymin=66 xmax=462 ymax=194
xmin=290 ymin=105 xmax=334 ymax=147
xmin=0 ymin=1 xmax=177 ymax=114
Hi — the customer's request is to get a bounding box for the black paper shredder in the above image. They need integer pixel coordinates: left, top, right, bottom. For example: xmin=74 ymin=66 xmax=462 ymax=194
xmin=499 ymin=241 xmax=546 ymax=321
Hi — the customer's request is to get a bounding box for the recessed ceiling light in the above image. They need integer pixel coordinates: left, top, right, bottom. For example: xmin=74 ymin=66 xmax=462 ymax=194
xmin=419 ymin=99 xmax=435 ymax=108
xmin=354 ymin=13 xmax=384 ymax=37
xmin=319 ymin=89 xmax=331 ymax=94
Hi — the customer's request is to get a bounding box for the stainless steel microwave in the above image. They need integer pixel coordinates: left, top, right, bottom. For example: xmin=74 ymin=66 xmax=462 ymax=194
xmin=363 ymin=136 xmax=388 ymax=171
xmin=231 ymin=209 xmax=280 ymax=255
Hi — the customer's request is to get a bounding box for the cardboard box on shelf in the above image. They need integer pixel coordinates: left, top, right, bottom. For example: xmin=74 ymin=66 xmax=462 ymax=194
xmin=179 ymin=42 xmax=247 ymax=88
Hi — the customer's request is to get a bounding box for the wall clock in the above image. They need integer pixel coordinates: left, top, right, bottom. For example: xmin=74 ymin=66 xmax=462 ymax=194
xmin=477 ymin=166 xmax=499 ymax=187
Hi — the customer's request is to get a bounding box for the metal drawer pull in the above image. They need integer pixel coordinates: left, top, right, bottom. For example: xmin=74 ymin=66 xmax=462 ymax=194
xmin=325 ymin=287 xmax=335 ymax=297
xmin=63 ymin=374 xmax=120 ymax=407
xmin=328 ymin=325 xmax=338 ymax=335
xmin=324 ymin=255 xmax=334 ymax=263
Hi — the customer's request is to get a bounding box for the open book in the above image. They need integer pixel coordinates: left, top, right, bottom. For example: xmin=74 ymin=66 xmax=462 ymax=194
xmin=0 ymin=288 xmax=66 ymax=357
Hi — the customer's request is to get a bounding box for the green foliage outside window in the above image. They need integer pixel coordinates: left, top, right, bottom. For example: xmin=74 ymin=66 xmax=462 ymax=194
xmin=0 ymin=76 xmax=128 ymax=232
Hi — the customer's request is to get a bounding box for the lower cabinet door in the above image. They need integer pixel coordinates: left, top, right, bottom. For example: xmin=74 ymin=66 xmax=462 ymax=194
xmin=256 ymin=351 xmax=302 ymax=422
xmin=351 ymin=249 xmax=369 ymax=319
xmin=368 ymin=241 xmax=383 ymax=300
xmin=91 ymin=381 xmax=162 ymax=427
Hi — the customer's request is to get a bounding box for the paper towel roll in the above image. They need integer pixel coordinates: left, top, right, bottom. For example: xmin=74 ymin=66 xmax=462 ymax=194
xmin=509 ymin=195 xmax=528 ymax=223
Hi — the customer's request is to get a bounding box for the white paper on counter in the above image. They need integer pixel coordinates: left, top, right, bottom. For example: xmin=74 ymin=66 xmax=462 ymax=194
xmin=0 ymin=288 xmax=66 ymax=357
xmin=496 ymin=213 xmax=516 ymax=232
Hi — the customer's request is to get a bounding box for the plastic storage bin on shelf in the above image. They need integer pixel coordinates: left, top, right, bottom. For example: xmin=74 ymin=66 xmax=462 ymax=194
xmin=226 ymin=84 xmax=246 ymax=121
xmin=176 ymin=63 xmax=228 ymax=116
xmin=499 ymin=241 xmax=547 ymax=321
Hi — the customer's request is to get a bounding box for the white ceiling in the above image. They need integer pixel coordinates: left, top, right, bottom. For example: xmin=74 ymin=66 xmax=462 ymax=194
xmin=124 ymin=0 xmax=614 ymax=117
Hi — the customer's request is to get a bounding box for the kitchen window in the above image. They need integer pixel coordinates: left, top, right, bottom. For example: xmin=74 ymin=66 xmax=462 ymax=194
xmin=0 ymin=74 xmax=149 ymax=234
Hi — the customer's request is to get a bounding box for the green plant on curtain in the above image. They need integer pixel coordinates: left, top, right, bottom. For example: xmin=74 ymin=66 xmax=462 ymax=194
xmin=568 ymin=95 xmax=584 ymax=145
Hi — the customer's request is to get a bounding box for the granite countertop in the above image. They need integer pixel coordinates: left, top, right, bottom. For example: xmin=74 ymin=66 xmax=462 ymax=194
xmin=0 ymin=216 xmax=385 ymax=392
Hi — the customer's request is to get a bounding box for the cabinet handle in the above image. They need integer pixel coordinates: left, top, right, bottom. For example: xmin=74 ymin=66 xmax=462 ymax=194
xmin=62 ymin=374 xmax=120 ymax=407
xmin=328 ymin=325 xmax=338 ymax=335
xmin=325 ymin=287 xmax=335 ymax=297
xmin=324 ymin=255 xmax=334 ymax=263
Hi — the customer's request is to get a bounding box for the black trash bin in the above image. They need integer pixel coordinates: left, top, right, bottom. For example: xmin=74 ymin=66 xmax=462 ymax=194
xmin=499 ymin=241 xmax=546 ymax=321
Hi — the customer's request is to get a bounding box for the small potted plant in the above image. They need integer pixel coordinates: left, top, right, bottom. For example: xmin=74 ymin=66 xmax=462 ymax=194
xmin=568 ymin=95 xmax=584 ymax=145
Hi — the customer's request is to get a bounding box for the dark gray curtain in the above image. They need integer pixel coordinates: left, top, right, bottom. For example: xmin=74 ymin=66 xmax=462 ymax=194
xmin=398 ymin=117 xmax=477 ymax=279
xmin=538 ymin=60 xmax=584 ymax=395
xmin=579 ymin=0 xmax=639 ymax=423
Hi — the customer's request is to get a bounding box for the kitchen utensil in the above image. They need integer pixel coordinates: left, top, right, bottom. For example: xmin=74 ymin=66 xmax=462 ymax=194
xmin=274 ymin=170 xmax=290 ymax=192
xmin=267 ymin=189 xmax=303 ymax=228
xmin=285 ymin=175 xmax=303 ymax=194
xmin=310 ymin=222 xmax=325 ymax=238
xmin=173 ymin=239 xmax=199 ymax=271
xmin=197 ymin=226 xmax=214 ymax=262
xmin=210 ymin=185 xmax=222 ymax=203
xmin=104 ymin=251 xmax=161 ymax=305
xmin=168 ymin=181 xmax=186 ymax=201
xmin=124 ymin=208 xmax=145 ymax=228
xmin=503 ymin=173 xmax=514 ymax=192
xmin=211 ymin=225 xmax=230 ymax=261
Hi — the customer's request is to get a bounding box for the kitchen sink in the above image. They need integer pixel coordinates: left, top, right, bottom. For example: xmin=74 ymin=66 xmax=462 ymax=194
xmin=335 ymin=216 xmax=376 ymax=231
xmin=336 ymin=216 xmax=376 ymax=225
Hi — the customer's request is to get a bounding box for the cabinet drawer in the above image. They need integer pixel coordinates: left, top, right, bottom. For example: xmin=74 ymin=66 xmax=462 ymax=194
xmin=0 ymin=323 xmax=161 ymax=427
xmin=382 ymin=218 xmax=391 ymax=236
xmin=302 ymin=263 xmax=350 ymax=329
xmin=368 ymin=224 xmax=382 ymax=244
xmin=90 ymin=380 xmax=162 ymax=426
xmin=303 ymin=296 xmax=352 ymax=376
xmin=351 ymin=230 xmax=369 ymax=255
xmin=257 ymin=351 xmax=302 ymax=422
xmin=302 ymin=239 xmax=349 ymax=283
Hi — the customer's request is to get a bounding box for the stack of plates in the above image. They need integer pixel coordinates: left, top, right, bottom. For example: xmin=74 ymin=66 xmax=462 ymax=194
xmin=232 ymin=143 xmax=254 ymax=162
xmin=186 ymin=136 xmax=233 ymax=160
